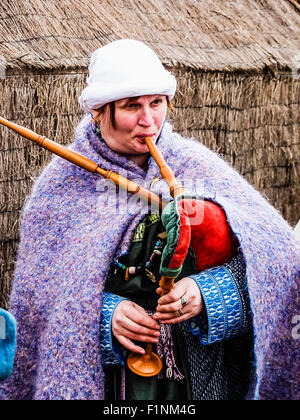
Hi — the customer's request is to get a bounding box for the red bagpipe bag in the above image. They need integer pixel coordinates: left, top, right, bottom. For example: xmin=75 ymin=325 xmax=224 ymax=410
xmin=160 ymin=196 xmax=239 ymax=278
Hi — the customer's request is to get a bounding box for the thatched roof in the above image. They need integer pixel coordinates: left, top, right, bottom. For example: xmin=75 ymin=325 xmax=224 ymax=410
xmin=0 ymin=0 xmax=299 ymax=72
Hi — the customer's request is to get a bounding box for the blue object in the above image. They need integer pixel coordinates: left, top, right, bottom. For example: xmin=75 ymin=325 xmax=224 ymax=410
xmin=189 ymin=264 xmax=245 ymax=345
xmin=0 ymin=308 xmax=17 ymax=380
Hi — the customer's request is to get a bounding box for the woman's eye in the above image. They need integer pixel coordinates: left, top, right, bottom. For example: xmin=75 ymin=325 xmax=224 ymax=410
xmin=127 ymin=103 xmax=139 ymax=109
xmin=152 ymin=99 xmax=163 ymax=106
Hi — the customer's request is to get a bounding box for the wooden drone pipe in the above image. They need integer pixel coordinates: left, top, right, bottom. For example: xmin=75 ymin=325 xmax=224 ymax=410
xmin=127 ymin=136 xmax=186 ymax=378
xmin=143 ymin=136 xmax=186 ymax=294
xmin=0 ymin=116 xmax=163 ymax=210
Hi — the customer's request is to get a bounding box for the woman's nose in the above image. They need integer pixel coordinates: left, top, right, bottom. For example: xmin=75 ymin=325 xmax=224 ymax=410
xmin=138 ymin=107 xmax=154 ymax=126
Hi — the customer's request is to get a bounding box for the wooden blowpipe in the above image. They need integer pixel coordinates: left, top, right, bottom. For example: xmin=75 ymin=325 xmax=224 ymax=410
xmin=0 ymin=116 xmax=163 ymax=210
xmin=144 ymin=136 xmax=184 ymax=199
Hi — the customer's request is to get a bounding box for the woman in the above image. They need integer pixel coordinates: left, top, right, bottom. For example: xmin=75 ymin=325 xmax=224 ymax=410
xmin=0 ymin=39 xmax=299 ymax=400
xmin=95 ymin=92 xmax=249 ymax=400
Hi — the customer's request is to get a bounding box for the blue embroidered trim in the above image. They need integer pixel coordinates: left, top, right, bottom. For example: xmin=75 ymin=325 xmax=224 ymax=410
xmin=100 ymin=292 xmax=128 ymax=366
xmin=189 ymin=265 xmax=244 ymax=345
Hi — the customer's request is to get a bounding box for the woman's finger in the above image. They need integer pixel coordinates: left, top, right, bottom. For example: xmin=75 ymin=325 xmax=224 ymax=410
xmin=125 ymin=303 xmax=160 ymax=330
xmin=114 ymin=300 xmax=159 ymax=330
xmin=154 ymin=307 xmax=191 ymax=324
xmin=160 ymin=313 xmax=189 ymax=324
xmin=116 ymin=317 xmax=160 ymax=338
xmin=155 ymin=296 xmax=188 ymax=313
xmin=125 ymin=330 xmax=160 ymax=344
xmin=112 ymin=301 xmax=161 ymax=350
xmin=154 ymin=307 xmax=188 ymax=321
xmin=157 ymin=284 xmax=184 ymax=305
xmin=116 ymin=335 xmax=145 ymax=354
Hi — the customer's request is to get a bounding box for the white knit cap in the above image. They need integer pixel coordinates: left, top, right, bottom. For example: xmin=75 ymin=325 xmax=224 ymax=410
xmin=79 ymin=39 xmax=177 ymax=113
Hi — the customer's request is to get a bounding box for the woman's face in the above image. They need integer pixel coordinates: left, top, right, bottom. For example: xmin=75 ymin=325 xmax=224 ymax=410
xmin=96 ymin=95 xmax=168 ymax=159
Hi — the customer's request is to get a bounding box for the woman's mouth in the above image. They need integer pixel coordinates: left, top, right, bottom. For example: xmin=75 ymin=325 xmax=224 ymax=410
xmin=136 ymin=135 xmax=154 ymax=144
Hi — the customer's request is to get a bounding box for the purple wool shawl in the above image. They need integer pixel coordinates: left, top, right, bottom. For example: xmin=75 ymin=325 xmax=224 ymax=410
xmin=0 ymin=116 xmax=299 ymax=400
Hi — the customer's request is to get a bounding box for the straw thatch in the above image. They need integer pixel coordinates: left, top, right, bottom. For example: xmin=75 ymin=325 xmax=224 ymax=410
xmin=1 ymin=0 xmax=300 ymax=72
xmin=0 ymin=0 xmax=299 ymax=71
xmin=0 ymin=0 xmax=300 ymax=307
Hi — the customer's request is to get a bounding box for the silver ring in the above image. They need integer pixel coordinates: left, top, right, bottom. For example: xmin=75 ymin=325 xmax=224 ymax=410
xmin=181 ymin=297 xmax=188 ymax=308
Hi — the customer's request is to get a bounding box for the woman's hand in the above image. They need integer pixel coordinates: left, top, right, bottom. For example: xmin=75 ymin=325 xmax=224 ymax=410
xmin=112 ymin=300 xmax=161 ymax=354
xmin=153 ymin=277 xmax=204 ymax=324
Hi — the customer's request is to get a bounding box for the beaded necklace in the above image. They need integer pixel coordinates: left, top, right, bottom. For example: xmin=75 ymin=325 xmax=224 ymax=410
xmin=113 ymin=231 xmax=167 ymax=283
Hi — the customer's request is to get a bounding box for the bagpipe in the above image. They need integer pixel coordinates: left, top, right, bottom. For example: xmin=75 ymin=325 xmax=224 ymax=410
xmin=0 ymin=116 xmax=238 ymax=378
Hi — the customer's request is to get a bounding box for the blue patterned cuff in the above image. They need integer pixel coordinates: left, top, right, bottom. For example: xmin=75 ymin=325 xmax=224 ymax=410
xmin=100 ymin=292 xmax=128 ymax=366
xmin=189 ymin=262 xmax=245 ymax=345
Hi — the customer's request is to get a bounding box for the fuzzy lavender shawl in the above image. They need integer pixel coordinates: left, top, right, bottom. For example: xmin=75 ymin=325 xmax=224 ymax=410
xmin=0 ymin=116 xmax=299 ymax=400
